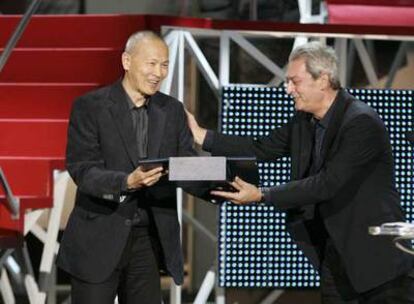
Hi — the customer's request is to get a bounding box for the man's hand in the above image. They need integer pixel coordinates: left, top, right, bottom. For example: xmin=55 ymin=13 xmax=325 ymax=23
xmin=210 ymin=176 xmax=262 ymax=205
xmin=126 ymin=166 xmax=164 ymax=190
xmin=185 ymin=109 xmax=207 ymax=146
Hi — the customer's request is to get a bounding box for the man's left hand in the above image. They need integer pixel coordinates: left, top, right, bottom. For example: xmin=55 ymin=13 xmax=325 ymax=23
xmin=211 ymin=176 xmax=262 ymax=205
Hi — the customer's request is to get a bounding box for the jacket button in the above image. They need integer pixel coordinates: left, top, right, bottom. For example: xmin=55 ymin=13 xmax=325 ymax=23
xmin=125 ymin=219 xmax=132 ymax=226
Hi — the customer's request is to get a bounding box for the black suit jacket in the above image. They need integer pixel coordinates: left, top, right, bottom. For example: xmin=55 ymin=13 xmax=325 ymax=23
xmin=57 ymin=81 xmax=196 ymax=284
xmin=209 ymin=89 xmax=413 ymax=293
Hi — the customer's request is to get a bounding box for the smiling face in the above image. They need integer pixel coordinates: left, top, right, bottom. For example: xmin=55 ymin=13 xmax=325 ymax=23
xmin=122 ymin=37 xmax=169 ymax=103
xmin=285 ymin=57 xmax=326 ymax=115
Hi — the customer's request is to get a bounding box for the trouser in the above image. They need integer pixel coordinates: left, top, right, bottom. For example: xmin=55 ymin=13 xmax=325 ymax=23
xmin=71 ymin=226 xmax=162 ymax=304
xmin=320 ymin=240 xmax=414 ymax=304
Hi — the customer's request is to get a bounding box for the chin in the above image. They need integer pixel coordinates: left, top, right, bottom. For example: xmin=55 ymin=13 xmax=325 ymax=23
xmin=144 ymin=89 xmax=158 ymax=96
xmin=146 ymin=87 xmax=160 ymax=95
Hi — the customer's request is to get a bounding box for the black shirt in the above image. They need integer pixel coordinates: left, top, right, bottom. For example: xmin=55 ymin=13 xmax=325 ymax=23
xmin=309 ymin=101 xmax=335 ymax=175
xmin=124 ymin=94 xmax=150 ymax=227
xmin=308 ymin=102 xmax=340 ymax=266
xmin=126 ymin=95 xmax=149 ymax=160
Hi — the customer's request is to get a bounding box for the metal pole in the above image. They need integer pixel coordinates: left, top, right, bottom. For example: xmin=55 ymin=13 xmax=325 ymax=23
xmin=249 ymin=0 xmax=258 ymax=20
xmin=0 ymin=168 xmax=20 ymax=218
xmin=182 ymin=211 xmax=217 ymax=243
xmin=385 ymin=42 xmax=409 ymax=88
xmin=0 ymin=0 xmax=41 ymax=73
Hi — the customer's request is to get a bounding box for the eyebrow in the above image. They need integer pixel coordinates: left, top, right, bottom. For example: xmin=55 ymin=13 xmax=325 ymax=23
xmin=285 ymin=76 xmax=300 ymax=82
xmin=146 ymin=58 xmax=169 ymax=63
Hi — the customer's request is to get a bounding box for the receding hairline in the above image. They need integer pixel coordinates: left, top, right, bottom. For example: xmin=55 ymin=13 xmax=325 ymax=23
xmin=287 ymin=41 xmax=341 ymax=89
xmin=124 ymin=31 xmax=167 ymax=53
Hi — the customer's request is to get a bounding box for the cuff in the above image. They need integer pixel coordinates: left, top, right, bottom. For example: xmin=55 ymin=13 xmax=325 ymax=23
xmin=120 ymin=175 xmax=136 ymax=194
xmin=121 ymin=176 xmax=129 ymax=193
xmin=259 ymin=187 xmax=273 ymax=206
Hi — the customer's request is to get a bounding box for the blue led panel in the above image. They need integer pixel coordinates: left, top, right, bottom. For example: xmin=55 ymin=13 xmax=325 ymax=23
xmin=218 ymin=86 xmax=413 ymax=288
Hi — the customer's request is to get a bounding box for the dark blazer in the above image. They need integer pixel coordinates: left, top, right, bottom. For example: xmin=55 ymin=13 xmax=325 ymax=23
xmin=57 ymin=81 xmax=196 ymax=284
xmin=209 ymin=89 xmax=412 ymax=293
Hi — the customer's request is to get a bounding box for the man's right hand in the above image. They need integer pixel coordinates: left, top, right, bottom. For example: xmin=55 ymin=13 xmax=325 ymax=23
xmin=185 ymin=109 xmax=207 ymax=146
xmin=126 ymin=166 xmax=164 ymax=190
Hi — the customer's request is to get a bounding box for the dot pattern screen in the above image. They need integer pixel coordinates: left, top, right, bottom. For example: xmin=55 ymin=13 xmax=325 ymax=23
xmin=218 ymin=86 xmax=413 ymax=288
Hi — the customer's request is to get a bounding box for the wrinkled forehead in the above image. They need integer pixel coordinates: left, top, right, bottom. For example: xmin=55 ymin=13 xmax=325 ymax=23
xmin=286 ymin=57 xmax=309 ymax=78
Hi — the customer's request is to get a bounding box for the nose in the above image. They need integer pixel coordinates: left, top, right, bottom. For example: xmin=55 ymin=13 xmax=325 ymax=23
xmin=285 ymin=80 xmax=294 ymax=95
xmin=153 ymin=65 xmax=162 ymax=78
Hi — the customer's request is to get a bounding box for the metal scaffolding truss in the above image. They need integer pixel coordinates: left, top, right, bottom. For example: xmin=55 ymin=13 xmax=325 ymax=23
xmin=160 ymin=23 xmax=413 ymax=304
xmin=161 ymin=26 xmax=414 ymax=100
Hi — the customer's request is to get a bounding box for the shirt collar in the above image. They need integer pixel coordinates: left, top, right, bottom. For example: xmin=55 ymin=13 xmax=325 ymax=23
xmin=126 ymin=94 xmax=149 ymax=110
xmin=314 ymin=99 xmax=336 ymax=129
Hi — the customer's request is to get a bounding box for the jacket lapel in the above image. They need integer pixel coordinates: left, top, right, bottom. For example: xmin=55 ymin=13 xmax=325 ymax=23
xmin=319 ymin=89 xmax=353 ymax=165
xmin=108 ymin=81 xmax=139 ymax=167
xmin=297 ymin=113 xmax=314 ymax=179
xmin=147 ymin=93 xmax=167 ymax=158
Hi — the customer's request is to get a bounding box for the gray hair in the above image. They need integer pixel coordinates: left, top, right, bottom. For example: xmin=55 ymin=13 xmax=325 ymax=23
xmin=289 ymin=41 xmax=341 ymax=90
xmin=124 ymin=31 xmax=165 ymax=53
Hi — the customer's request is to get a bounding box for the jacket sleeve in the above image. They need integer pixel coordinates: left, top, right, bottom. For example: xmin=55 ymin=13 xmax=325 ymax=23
xmin=174 ymin=103 xmax=213 ymax=200
xmin=66 ymin=97 xmax=128 ymax=203
xmin=268 ymin=114 xmax=386 ymax=210
xmin=176 ymin=103 xmax=198 ymax=157
xmin=208 ymin=117 xmax=293 ymax=161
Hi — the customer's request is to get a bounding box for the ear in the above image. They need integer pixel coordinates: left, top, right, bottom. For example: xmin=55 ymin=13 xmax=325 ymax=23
xmin=319 ymin=73 xmax=330 ymax=90
xmin=121 ymin=52 xmax=130 ymax=71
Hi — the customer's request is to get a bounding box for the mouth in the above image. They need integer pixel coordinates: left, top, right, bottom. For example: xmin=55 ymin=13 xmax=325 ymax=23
xmin=148 ymin=80 xmax=160 ymax=88
xmin=292 ymin=96 xmax=302 ymax=108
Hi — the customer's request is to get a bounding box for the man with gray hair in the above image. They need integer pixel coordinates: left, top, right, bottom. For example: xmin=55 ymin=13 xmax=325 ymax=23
xmin=187 ymin=41 xmax=414 ymax=302
xmin=57 ymin=30 xmax=201 ymax=303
